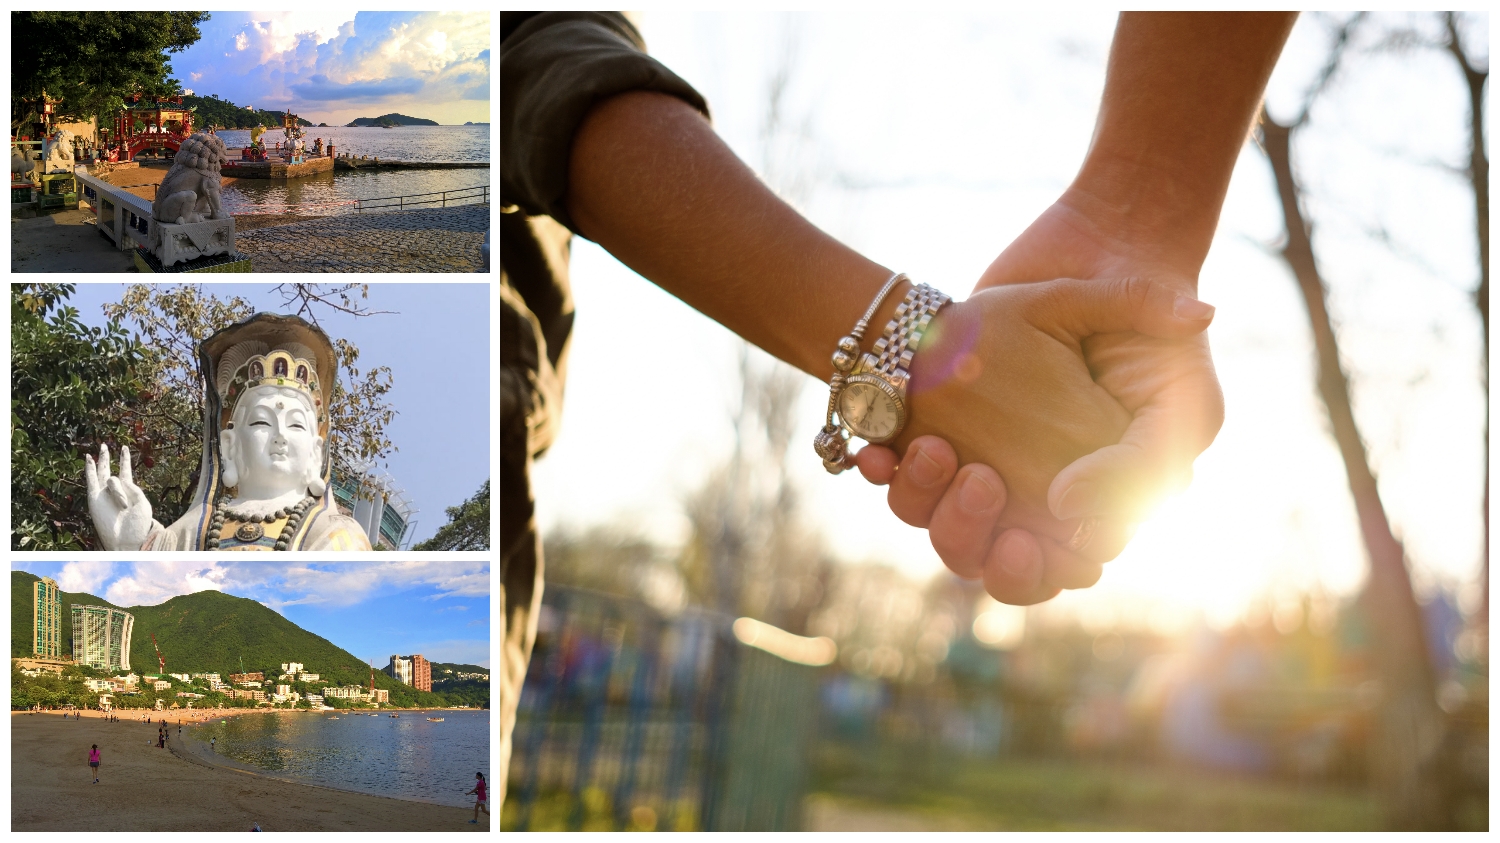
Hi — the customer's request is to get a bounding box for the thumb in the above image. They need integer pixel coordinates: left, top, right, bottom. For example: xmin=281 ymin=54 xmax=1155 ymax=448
xmin=1036 ymin=277 xmax=1215 ymax=341
xmin=1048 ymin=382 xmax=1223 ymax=521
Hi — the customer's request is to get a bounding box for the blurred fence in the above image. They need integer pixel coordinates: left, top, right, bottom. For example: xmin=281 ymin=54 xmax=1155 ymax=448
xmin=503 ymin=585 xmax=825 ymax=831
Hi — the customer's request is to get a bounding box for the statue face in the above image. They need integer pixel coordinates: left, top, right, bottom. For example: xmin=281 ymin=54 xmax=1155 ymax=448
xmin=222 ymin=386 xmax=322 ymax=497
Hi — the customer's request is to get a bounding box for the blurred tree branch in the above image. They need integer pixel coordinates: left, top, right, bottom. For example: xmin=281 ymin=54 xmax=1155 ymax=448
xmin=1256 ymin=15 xmax=1456 ymax=826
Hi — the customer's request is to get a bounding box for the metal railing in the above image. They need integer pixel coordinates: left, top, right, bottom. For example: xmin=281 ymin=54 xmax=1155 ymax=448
xmin=505 ymin=585 xmax=824 ymax=832
xmin=354 ymin=184 xmax=488 ymax=212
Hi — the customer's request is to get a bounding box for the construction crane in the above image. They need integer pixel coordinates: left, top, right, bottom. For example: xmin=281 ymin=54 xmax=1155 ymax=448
xmin=151 ymin=633 xmax=166 ymax=675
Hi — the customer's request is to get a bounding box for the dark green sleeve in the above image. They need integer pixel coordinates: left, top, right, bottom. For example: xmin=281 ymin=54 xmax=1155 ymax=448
xmin=501 ymin=11 xmax=710 ymax=234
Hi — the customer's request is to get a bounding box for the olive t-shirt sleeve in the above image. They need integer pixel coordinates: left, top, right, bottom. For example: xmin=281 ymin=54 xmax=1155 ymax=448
xmin=501 ymin=11 xmax=710 ymax=234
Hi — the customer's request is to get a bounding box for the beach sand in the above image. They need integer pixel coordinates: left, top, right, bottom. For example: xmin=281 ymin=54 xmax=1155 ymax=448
xmin=11 ymin=711 xmax=489 ymax=831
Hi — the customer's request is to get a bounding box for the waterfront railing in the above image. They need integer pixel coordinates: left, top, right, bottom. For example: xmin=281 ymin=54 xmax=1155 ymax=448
xmin=354 ymin=184 xmax=489 ymax=212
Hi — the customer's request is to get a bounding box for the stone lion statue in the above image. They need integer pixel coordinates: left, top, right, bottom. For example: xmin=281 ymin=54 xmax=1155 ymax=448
xmin=41 ymin=129 xmax=74 ymax=174
xmin=152 ymin=132 xmax=228 ymax=224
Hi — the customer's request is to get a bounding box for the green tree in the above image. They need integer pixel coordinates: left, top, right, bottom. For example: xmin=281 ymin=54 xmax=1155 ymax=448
xmin=10 ymin=12 xmax=209 ymax=134
xmin=12 ymin=284 xmax=150 ymax=550
xmin=101 ymin=283 xmax=398 ymax=530
xmin=412 ymin=480 xmax=489 ymax=550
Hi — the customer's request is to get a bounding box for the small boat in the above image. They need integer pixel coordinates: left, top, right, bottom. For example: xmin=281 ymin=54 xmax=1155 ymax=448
xmin=388 ymin=714 xmax=399 ymax=718
xmin=327 ymin=716 xmax=339 ymax=720
xmin=426 ymin=717 xmax=444 ymax=722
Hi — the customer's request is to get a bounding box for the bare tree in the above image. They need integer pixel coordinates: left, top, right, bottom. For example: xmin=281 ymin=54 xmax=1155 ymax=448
xmin=1255 ymin=15 xmax=1454 ymax=829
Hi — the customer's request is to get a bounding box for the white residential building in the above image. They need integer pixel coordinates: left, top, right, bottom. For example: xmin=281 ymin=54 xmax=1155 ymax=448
xmin=190 ymin=673 xmax=221 ymax=684
xmin=297 ymin=672 xmax=319 ymax=682
xmin=169 ymin=673 xmax=192 ymax=683
xmin=85 ymin=679 xmax=112 ymax=693
xmin=280 ymin=662 xmax=304 ymax=675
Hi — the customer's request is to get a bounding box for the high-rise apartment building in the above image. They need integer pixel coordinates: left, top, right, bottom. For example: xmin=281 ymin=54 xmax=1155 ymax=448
xmin=70 ymin=605 xmax=133 ymax=671
xmin=412 ymin=654 xmax=431 ymax=692
xmin=385 ymin=654 xmax=431 ymax=691
xmin=386 ymin=655 xmax=412 ymax=686
xmin=32 ymin=577 xmax=61 ymax=659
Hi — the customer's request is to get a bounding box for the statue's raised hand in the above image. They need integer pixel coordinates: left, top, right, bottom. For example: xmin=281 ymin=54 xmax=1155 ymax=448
xmin=84 ymin=444 xmax=154 ymax=551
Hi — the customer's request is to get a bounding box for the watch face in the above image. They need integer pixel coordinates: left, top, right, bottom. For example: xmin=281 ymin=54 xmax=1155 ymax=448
xmin=838 ymin=379 xmax=902 ymax=442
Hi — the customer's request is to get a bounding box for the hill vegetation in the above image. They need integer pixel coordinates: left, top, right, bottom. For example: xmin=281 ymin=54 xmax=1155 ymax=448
xmin=346 ymin=113 xmax=438 ymax=127
xmin=181 ymin=94 xmax=313 ymax=129
xmin=11 ymin=572 xmax=487 ymax=710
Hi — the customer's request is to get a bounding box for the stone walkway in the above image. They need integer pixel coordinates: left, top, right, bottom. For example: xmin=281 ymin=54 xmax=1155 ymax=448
xmin=234 ymin=204 xmax=488 ymax=272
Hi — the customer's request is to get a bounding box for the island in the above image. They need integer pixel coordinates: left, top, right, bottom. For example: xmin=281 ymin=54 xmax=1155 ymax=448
xmin=463 ymin=121 xmax=490 ymax=126
xmin=345 ymin=113 xmax=438 ymax=127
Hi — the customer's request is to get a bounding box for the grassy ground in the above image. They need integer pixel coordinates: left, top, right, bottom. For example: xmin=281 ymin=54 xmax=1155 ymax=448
xmin=807 ymin=742 xmax=1388 ymax=832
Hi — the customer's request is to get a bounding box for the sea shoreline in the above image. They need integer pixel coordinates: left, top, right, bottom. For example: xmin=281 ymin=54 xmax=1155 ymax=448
xmin=10 ymin=710 xmax=487 ymax=831
xmin=176 ymin=706 xmax=486 ymax=809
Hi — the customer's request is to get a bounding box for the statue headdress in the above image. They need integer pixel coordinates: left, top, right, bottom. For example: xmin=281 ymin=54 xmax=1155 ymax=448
xmin=187 ymin=313 xmax=338 ymax=549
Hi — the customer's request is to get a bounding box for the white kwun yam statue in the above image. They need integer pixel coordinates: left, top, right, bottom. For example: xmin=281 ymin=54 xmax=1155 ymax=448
xmin=84 ymin=313 xmax=372 ymax=551
xmin=148 ymin=132 xmax=235 ymax=266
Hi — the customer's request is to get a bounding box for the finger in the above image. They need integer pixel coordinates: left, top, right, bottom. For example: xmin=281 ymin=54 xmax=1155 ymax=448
xmin=100 ymin=444 xmax=112 ymax=484
xmin=84 ymin=455 xmax=100 ymax=497
xmin=1049 ymin=382 xmax=1221 ymax=522
xmin=120 ymin=447 xmax=134 ymax=486
xmin=1039 ymin=536 xmax=1105 ymax=590
xmin=928 ymin=463 xmax=1007 ymax=579
xmin=982 ymin=529 xmax=1060 ymax=605
xmin=106 ymin=477 xmax=129 ymax=511
xmin=1034 ymin=276 xmax=1214 ymax=341
xmin=886 ymin=436 xmax=959 ymax=528
xmin=852 ymin=445 xmax=899 ymax=486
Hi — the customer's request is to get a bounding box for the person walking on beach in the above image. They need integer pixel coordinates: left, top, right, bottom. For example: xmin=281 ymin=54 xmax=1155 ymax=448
xmin=466 ymin=773 xmax=488 ymax=824
xmin=210 ymin=737 xmax=216 ymax=753
xmin=88 ymin=745 xmax=100 ymax=783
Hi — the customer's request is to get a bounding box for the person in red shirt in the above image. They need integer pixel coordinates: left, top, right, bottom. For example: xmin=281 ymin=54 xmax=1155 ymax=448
xmin=88 ymin=745 xmax=101 ymax=784
xmin=466 ymin=772 xmax=488 ymax=824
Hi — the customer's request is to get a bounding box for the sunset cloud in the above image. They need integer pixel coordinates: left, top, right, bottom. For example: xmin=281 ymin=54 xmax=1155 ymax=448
xmin=172 ymin=11 xmax=490 ymax=125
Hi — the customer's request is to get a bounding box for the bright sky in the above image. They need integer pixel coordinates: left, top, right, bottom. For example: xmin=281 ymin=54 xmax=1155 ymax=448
xmin=64 ymin=283 xmax=491 ymax=547
xmin=171 ymin=11 xmax=491 ymax=125
xmin=528 ymin=12 xmax=1489 ymax=634
xmin=13 ymin=561 xmax=491 ymax=667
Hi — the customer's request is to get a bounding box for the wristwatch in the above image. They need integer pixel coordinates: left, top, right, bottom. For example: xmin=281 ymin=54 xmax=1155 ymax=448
xmin=814 ymin=276 xmax=950 ymax=473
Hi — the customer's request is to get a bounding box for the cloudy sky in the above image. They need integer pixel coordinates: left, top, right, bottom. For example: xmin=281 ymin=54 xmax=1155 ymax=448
xmin=14 ymin=561 xmax=491 ymax=668
xmin=171 ymin=11 xmax=490 ymax=125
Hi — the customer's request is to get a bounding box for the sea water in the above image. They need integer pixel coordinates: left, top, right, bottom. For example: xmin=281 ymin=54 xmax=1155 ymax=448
xmin=208 ymin=125 xmax=490 ymax=214
xmin=186 ymin=710 xmax=490 ymax=809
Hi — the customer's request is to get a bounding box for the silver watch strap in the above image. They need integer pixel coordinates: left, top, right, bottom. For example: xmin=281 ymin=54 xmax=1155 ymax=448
xmin=870 ymin=283 xmax=950 ymax=377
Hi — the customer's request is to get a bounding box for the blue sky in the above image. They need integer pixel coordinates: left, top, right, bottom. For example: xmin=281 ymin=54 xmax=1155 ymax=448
xmin=170 ymin=11 xmax=490 ymax=125
xmin=13 ymin=561 xmax=490 ymax=668
xmin=62 ymin=283 xmax=490 ymax=547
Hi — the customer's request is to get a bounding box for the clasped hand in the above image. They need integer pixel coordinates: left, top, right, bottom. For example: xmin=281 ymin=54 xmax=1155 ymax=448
xmin=847 ymin=204 xmax=1224 ymax=605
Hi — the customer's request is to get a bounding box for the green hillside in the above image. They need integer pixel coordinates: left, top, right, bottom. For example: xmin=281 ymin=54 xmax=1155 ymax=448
xmin=11 ymin=572 xmax=486 ymax=709
xmin=346 ymin=113 xmax=438 ymax=127
xmin=180 ymin=94 xmax=314 ymax=129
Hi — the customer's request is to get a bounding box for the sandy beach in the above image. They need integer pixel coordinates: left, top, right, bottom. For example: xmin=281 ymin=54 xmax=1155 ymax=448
xmin=12 ymin=710 xmax=489 ymax=831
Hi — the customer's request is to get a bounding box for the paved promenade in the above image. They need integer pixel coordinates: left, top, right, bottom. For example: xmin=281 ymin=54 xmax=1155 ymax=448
xmin=235 ymin=204 xmax=488 ymax=272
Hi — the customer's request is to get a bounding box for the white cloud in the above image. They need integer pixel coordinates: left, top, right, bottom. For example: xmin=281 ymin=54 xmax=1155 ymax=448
xmin=55 ymin=561 xmax=118 ymax=596
xmin=104 ymin=562 xmax=228 ymax=607
xmin=235 ymin=31 xmax=248 ymax=51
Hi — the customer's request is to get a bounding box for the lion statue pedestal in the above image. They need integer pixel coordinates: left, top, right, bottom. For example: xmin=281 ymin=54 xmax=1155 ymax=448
xmin=149 ymin=132 xmax=236 ymax=267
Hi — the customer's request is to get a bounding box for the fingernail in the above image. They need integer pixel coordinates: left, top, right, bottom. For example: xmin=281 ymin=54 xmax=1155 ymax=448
xmin=908 ymin=449 xmax=943 ymax=487
xmin=958 ymin=472 xmax=997 ymax=514
xmin=998 ymin=533 xmax=1034 ymax=578
xmin=1054 ymin=481 xmax=1100 ymax=521
xmin=1173 ymin=295 xmax=1215 ymax=321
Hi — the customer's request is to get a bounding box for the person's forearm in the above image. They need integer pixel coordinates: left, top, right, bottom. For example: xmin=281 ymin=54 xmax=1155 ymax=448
xmin=565 ymin=90 xmax=900 ymax=378
xmin=1067 ymin=12 xmax=1297 ymax=276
